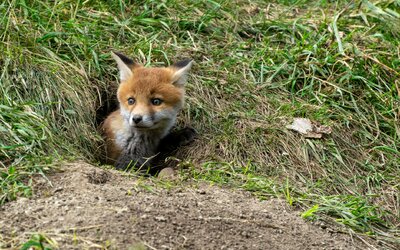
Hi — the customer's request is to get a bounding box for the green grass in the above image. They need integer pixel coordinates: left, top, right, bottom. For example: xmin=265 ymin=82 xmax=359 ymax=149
xmin=20 ymin=233 xmax=56 ymax=250
xmin=0 ymin=0 xmax=399 ymax=247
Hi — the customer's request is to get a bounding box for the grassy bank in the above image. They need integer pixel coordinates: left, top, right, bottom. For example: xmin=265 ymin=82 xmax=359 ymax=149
xmin=0 ymin=0 xmax=399 ymax=246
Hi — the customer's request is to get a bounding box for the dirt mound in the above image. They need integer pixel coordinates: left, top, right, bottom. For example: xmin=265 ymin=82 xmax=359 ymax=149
xmin=0 ymin=162 xmax=369 ymax=249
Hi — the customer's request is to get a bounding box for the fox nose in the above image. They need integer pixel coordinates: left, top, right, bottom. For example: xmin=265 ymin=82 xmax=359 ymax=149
xmin=132 ymin=115 xmax=142 ymax=124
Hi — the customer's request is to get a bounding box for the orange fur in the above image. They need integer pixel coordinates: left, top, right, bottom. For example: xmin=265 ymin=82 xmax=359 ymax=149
xmin=101 ymin=110 xmax=124 ymax=164
xmin=117 ymin=67 xmax=184 ymax=115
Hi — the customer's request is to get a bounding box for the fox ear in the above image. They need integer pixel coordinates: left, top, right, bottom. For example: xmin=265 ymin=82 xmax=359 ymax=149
xmin=171 ymin=59 xmax=193 ymax=87
xmin=111 ymin=51 xmax=137 ymax=81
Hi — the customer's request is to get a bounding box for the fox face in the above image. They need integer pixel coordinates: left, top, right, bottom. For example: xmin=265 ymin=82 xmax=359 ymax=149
xmin=101 ymin=52 xmax=195 ymax=167
xmin=112 ymin=52 xmax=193 ymax=135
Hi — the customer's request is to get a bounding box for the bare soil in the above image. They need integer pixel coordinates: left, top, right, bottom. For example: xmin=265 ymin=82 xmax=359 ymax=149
xmin=0 ymin=162 xmax=372 ymax=249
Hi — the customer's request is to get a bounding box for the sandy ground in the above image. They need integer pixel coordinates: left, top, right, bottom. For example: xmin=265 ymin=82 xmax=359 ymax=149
xmin=0 ymin=162 xmax=374 ymax=249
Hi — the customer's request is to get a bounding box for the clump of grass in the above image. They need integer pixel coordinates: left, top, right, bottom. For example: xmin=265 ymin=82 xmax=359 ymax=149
xmin=303 ymin=195 xmax=388 ymax=233
xmin=0 ymin=0 xmax=399 ymax=246
xmin=0 ymin=103 xmax=55 ymax=203
xmin=19 ymin=233 xmax=57 ymax=250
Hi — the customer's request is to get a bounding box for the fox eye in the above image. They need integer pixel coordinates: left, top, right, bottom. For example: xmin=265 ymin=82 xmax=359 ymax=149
xmin=151 ymin=98 xmax=163 ymax=106
xmin=127 ymin=97 xmax=135 ymax=105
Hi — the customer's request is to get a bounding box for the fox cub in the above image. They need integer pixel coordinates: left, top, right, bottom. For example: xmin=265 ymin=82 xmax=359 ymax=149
xmin=101 ymin=52 xmax=196 ymax=171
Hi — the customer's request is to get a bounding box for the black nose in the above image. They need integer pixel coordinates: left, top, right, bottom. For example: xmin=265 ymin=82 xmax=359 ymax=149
xmin=132 ymin=116 xmax=142 ymax=124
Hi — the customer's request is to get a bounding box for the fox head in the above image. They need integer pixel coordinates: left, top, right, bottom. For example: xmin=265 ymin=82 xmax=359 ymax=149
xmin=111 ymin=52 xmax=193 ymax=135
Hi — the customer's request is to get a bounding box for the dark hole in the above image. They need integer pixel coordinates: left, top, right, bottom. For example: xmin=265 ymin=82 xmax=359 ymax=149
xmin=95 ymin=86 xmax=118 ymax=127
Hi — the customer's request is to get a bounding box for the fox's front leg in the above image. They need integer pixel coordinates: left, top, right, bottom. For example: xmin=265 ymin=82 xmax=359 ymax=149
xmin=114 ymin=150 xmax=148 ymax=170
xmin=114 ymin=138 xmax=156 ymax=171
